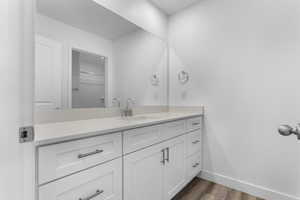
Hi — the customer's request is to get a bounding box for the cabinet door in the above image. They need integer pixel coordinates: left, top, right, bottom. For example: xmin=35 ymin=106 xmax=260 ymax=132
xmin=35 ymin=35 xmax=62 ymax=111
xmin=39 ymin=158 xmax=122 ymax=200
xmin=163 ymin=135 xmax=186 ymax=200
xmin=124 ymin=143 xmax=165 ymax=200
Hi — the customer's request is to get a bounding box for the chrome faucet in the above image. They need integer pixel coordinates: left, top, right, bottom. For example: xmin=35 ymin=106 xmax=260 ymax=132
xmin=122 ymin=98 xmax=135 ymax=117
xmin=112 ymin=98 xmax=121 ymax=108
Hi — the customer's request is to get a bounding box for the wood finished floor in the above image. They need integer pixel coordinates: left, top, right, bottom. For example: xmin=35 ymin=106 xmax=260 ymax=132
xmin=172 ymin=178 xmax=264 ymax=200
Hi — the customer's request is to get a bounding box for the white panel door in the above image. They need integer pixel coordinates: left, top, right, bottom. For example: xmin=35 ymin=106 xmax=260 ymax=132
xmin=124 ymin=142 xmax=165 ymax=200
xmin=0 ymin=0 xmax=34 ymax=200
xmin=35 ymin=35 xmax=62 ymax=110
xmin=163 ymin=135 xmax=186 ymax=200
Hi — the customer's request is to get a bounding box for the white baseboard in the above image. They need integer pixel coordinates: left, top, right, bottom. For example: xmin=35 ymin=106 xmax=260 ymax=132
xmin=198 ymin=170 xmax=300 ymax=200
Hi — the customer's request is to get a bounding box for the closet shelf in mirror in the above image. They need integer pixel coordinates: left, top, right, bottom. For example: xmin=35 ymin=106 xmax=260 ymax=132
xmin=79 ymin=70 xmax=105 ymax=85
xmin=79 ymin=79 xmax=104 ymax=85
xmin=80 ymin=70 xmax=104 ymax=76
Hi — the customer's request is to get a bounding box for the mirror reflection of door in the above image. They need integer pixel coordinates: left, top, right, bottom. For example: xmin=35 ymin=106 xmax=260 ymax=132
xmin=34 ymin=35 xmax=63 ymax=111
xmin=72 ymin=49 xmax=106 ymax=108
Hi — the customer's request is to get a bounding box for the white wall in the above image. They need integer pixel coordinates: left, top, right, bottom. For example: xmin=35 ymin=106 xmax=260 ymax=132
xmin=93 ymin=0 xmax=168 ymax=39
xmin=169 ymin=0 xmax=300 ymax=199
xmin=36 ymin=14 xmax=114 ymax=108
xmin=113 ymin=30 xmax=168 ymax=106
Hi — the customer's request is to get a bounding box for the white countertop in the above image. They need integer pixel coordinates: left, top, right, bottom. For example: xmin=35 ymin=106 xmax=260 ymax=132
xmin=34 ymin=112 xmax=203 ymax=146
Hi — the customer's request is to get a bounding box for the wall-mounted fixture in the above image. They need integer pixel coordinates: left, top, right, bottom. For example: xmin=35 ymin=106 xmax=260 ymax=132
xmin=178 ymin=70 xmax=189 ymax=84
xmin=150 ymin=73 xmax=160 ymax=86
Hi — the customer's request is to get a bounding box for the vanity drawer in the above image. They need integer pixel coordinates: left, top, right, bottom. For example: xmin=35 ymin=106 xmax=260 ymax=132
xmin=123 ymin=120 xmax=186 ymax=154
xmin=38 ymin=132 xmax=122 ymax=184
xmin=186 ymin=129 xmax=202 ymax=156
xmin=186 ymin=152 xmax=202 ymax=182
xmin=123 ymin=125 xmax=161 ymax=154
xmin=160 ymin=120 xmax=186 ymax=141
xmin=187 ymin=117 xmax=202 ymax=132
xmin=39 ymin=158 xmax=122 ymax=200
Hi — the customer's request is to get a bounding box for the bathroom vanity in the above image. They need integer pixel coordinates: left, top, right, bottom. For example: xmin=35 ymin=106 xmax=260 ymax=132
xmin=33 ymin=1 xmax=203 ymax=199
xmin=35 ymin=112 xmax=203 ymax=200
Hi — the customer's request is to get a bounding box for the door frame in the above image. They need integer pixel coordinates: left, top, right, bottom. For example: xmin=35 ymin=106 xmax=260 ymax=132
xmin=68 ymin=46 xmax=110 ymax=108
xmin=22 ymin=0 xmax=36 ymax=200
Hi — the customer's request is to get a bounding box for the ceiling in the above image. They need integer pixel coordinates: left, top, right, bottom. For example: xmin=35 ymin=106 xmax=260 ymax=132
xmin=37 ymin=0 xmax=140 ymax=40
xmin=149 ymin=0 xmax=201 ymax=15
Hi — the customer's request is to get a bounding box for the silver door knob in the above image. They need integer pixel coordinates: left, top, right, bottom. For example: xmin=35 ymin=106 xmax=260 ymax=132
xmin=278 ymin=125 xmax=293 ymax=136
xmin=278 ymin=124 xmax=300 ymax=140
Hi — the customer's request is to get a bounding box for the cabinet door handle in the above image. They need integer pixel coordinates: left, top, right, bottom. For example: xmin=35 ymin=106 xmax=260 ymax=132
xmin=79 ymin=189 xmax=104 ymax=200
xmin=166 ymin=147 xmax=170 ymax=163
xmin=192 ymin=140 xmax=200 ymax=144
xmin=78 ymin=149 xmax=103 ymax=159
xmin=192 ymin=122 xmax=200 ymax=126
xmin=161 ymin=149 xmax=166 ymax=165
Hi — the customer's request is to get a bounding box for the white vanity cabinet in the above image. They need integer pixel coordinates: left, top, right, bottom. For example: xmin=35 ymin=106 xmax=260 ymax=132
xmin=36 ymin=116 xmax=202 ymax=200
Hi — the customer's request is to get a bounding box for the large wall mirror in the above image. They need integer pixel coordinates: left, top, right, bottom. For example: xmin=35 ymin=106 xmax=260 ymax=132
xmin=35 ymin=0 xmax=168 ymax=111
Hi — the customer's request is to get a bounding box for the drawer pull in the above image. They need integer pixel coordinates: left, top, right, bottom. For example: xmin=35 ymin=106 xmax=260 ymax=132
xmin=79 ymin=189 xmax=104 ymax=200
xmin=161 ymin=149 xmax=166 ymax=165
xmin=192 ymin=163 xmax=199 ymax=168
xmin=192 ymin=140 xmax=200 ymax=144
xmin=78 ymin=149 xmax=103 ymax=159
xmin=192 ymin=122 xmax=200 ymax=126
xmin=166 ymin=147 xmax=170 ymax=163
